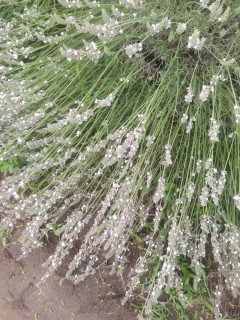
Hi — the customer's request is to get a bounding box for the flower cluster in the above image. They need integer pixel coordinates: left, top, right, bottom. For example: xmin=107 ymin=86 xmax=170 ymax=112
xmin=209 ymin=1 xmax=230 ymax=23
xmin=184 ymin=87 xmax=194 ymax=103
xmin=153 ymin=177 xmax=165 ymax=204
xmin=208 ymin=117 xmax=220 ymax=142
xmin=95 ymin=93 xmax=115 ymax=108
xmin=199 ymin=74 xmax=225 ymax=102
xmin=60 ymin=41 xmax=101 ymax=62
xmin=187 ymin=29 xmax=206 ymax=51
xmin=234 ymin=104 xmax=240 ymax=125
xmin=162 ymin=144 xmax=172 ymax=167
xmin=176 ymin=22 xmax=187 ymax=35
xmin=119 ymin=0 xmax=142 ymax=9
xmin=57 ymin=0 xmax=83 ymax=8
xmin=78 ymin=10 xmax=122 ymax=43
xmin=146 ymin=17 xmax=171 ymax=35
xmin=125 ymin=43 xmax=142 ymax=58
xmin=200 ymin=167 xmax=227 ymax=206
xmin=233 ymin=194 xmax=240 ymax=210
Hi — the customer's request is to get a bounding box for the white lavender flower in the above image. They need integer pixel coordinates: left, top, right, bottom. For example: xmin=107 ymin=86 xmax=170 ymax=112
xmin=200 ymin=186 xmax=209 ymax=206
xmin=210 ymin=74 xmax=226 ymax=86
xmin=205 ymin=158 xmax=212 ymax=170
xmin=187 ymin=29 xmax=206 ymax=51
xmin=95 ymin=93 xmax=115 ymax=108
xmin=233 ymin=195 xmax=240 ymax=210
xmin=125 ymin=43 xmax=142 ymax=58
xmin=199 ymin=75 xmax=225 ymax=102
xmin=65 ymin=15 xmax=77 ymax=25
xmin=176 ymin=23 xmax=187 ymax=35
xmin=233 ymin=104 xmax=240 ymax=124
xmin=196 ymin=159 xmax=202 ymax=173
xmin=119 ymin=0 xmax=142 ymax=8
xmin=218 ymin=7 xmax=230 ymax=23
xmin=200 ymin=0 xmax=210 ymax=8
xmin=209 ymin=1 xmax=223 ymax=20
xmin=79 ymin=11 xmax=120 ymax=43
xmin=161 ymin=17 xmax=172 ymax=29
xmin=146 ymin=171 xmax=152 ymax=189
xmin=84 ymin=41 xmax=102 ymax=62
xmin=208 ymin=117 xmax=220 ymax=142
xmin=60 ymin=47 xmax=86 ymax=61
xmin=216 ymin=170 xmax=227 ymax=196
xmin=147 ymin=17 xmax=171 ymax=35
xmin=205 ymin=168 xmax=227 ymax=205
xmin=199 ymin=85 xmax=212 ymax=102
xmin=153 ymin=177 xmax=165 ymax=204
xmin=184 ymin=87 xmax=194 ymax=104
xmin=186 ymin=117 xmax=195 ymax=134
xmin=181 ymin=113 xmax=188 ymax=124
xmin=162 ymin=144 xmax=172 ymax=167
xmin=57 ymin=0 xmax=83 ymax=8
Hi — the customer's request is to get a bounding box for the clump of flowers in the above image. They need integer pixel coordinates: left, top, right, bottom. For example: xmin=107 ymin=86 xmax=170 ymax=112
xmin=176 ymin=22 xmax=187 ymax=35
xmin=233 ymin=194 xmax=240 ymax=210
xmin=146 ymin=16 xmax=171 ymax=35
xmin=208 ymin=117 xmax=220 ymax=142
xmin=125 ymin=42 xmax=142 ymax=58
xmin=184 ymin=86 xmax=194 ymax=104
xmin=187 ymin=29 xmax=206 ymax=50
xmin=95 ymin=93 xmax=115 ymax=108
xmin=234 ymin=104 xmax=240 ymax=125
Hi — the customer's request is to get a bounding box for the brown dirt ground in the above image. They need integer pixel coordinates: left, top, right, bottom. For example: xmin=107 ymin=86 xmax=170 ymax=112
xmin=0 ymin=241 xmax=137 ymax=320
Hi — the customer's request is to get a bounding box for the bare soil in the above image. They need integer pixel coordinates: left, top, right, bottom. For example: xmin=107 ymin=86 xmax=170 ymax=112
xmin=0 ymin=240 xmax=137 ymax=320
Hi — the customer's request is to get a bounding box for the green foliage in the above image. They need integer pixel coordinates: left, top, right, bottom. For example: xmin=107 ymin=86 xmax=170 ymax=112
xmin=0 ymin=157 xmax=23 ymax=173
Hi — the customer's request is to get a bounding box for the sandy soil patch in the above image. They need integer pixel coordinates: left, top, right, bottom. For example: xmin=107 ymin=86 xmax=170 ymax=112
xmin=0 ymin=242 xmax=137 ymax=320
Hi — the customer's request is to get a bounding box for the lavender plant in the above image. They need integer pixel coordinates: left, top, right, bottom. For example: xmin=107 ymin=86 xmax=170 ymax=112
xmin=0 ymin=0 xmax=240 ymax=319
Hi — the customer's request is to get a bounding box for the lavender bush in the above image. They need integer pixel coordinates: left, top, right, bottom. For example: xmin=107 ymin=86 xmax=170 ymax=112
xmin=0 ymin=0 xmax=240 ymax=318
